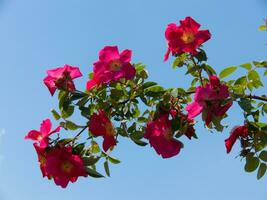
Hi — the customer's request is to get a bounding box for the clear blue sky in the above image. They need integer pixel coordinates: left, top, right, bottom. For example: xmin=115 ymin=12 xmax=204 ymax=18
xmin=0 ymin=0 xmax=266 ymax=199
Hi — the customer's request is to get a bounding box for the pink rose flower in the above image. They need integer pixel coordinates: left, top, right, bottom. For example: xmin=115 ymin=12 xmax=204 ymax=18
xmin=225 ymin=125 xmax=249 ymax=153
xmin=44 ymin=146 xmax=87 ymax=188
xmin=186 ymin=75 xmax=232 ymax=126
xmin=25 ymin=119 xmax=60 ymax=148
xmin=89 ymin=110 xmax=117 ymax=152
xmin=144 ymin=114 xmax=183 ymax=158
xmin=164 ymin=16 xmax=211 ymax=61
xmin=44 ymin=64 xmax=82 ymax=96
xmin=86 ymin=46 xmax=136 ymax=90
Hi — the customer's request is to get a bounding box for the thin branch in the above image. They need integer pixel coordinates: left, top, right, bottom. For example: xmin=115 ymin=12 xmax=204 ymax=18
xmin=72 ymin=126 xmax=88 ymax=144
xmin=245 ymin=94 xmax=267 ymax=102
xmin=190 ymin=55 xmax=204 ymax=86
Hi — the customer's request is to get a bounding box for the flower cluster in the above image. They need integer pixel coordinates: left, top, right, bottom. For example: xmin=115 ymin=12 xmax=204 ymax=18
xmin=25 ymin=120 xmax=87 ymax=188
xmin=25 ymin=16 xmax=266 ymax=187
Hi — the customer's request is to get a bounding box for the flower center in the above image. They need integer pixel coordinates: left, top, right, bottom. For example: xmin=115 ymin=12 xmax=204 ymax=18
xmin=55 ymin=75 xmax=75 ymax=92
xmin=164 ymin=128 xmax=173 ymax=141
xmin=109 ymin=60 xmax=122 ymax=71
xmin=181 ymin=32 xmax=195 ymax=44
xmin=61 ymin=161 xmax=73 ymax=173
xmin=105 ymin=123 xmax=115 ymax=136
xmin=37 ymin=135 xmax=43 ymax=141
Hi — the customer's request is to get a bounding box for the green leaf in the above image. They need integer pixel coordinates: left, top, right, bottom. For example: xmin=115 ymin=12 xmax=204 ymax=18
xmin=143 ymin=81 xmax=157 ymax=89
xmin=253 ymin=61 xmax=267 ymax=68
xmin=145 ymin=85 xmax=164 ymax=93
xmin=245 ymin=156 xmax=259 ymax=172
xmin=172 ymin=54 xmax=187 ymax=68
xmin=263 ymin=104 xmax=267 ymax=113
xmin=234 ymin=76 xmax=247 ymax=86
xmin=185 ymin=65 xmax=198 ymax=76
xmin=85 ymin=167 xmax=104 ymax=178
xmin=83 ymin=156 xmax=101 ymax=166
xmin=88 ymin=72 xmax=94 ymax=79
xmin=58 ymin=90 xmax=67 ymax=101
xmin=65 ymin=120 xmax=80 ymax=130
xmin=202 ymin=64 xmax=216 ymax=76
xmin=130 ymin=131 xmax=144 ymax=140
xmin=77 ymin=97 xmax=89 ymax=107
xmin=248 ymin=70 xmax=263 ymax=88
xmin=104 ymin=161 xmax=110 ymax=177
xmin=240 ymin=63 xmax=252 ymax=70
xmin=134 ymin=63 xmax=146 ymax=72
xmin=117 ymin=127 xmax=128 ymax=137
xmin=61 ymin=105 xmax=74 ymax=119
xmin=264 ymin=69 xmax=267 ymax=76
xmin=132 ymin=139 xmax=148 ymax=146
xmin=73 ymin=143 xmax=85 ymax=154
xmin=219 ymin=66 xmax=237 ymax=79
xmin=145 ymin=86 xmax=165 ymax=97
xmin=90 ymin=141 xmax=100 ymax=154
xmin=70 ymin=92 xmax=87 ymax=101
xmin=257 ymin=163 xmax=267 ymax=180
xmin=51 ymin=109 xmax=61 ymax=120
xmin=238 ymin=98 xmax=253 ymax=113
xmin=259 ymin=25 xmax=267 ymax=31
xmin=108 ymin=156 xmax=121 ymax=164
xmin=137 ymin=117 xmax=149 ymax=123
xmin=195 ymin=49 xmax=207 ymax=62
xmin=259 ymin=151 xmax=267 ymax=162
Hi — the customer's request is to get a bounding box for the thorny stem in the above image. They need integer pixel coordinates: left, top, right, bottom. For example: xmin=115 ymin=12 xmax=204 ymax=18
xmin=190 ymin=55 xmax=204 ymax=86
xmin=71 ymin=126 xmax=88 ymax=145
xmin=245 ymin=94 xmax=267 ymax=102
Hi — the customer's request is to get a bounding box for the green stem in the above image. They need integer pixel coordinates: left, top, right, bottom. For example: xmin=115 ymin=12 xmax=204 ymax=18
xmin=190 ymin=55 xmax=204 ymax=86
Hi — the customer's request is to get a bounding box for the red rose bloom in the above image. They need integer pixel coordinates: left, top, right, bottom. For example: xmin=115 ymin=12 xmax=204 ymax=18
xmin=45 ymin=146 xmax=87 ymax=188
xmin=164 ymin=16 xmax=211 ymax=61
xmin=89 ymin=110 xmax=117 ymax=152
xmin=225 ymin=125 xmax=249 ymax=154
xmin=25 ymin=119 xmax=60 ymax=148
xmin=186 ymin=76 xmax=232 ymax=126
xmin=86 ymin=46 xmax=136 ymax=90
xmin=144 ymin=114 xmax=183 ymax=159
xmin=44 ymin=64 xmax=82 ymax=96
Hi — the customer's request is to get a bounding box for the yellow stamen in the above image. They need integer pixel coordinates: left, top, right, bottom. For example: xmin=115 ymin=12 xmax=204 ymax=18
xmin=164 ymin=128 xmax=173 ymax=141
xmin=181 ymin=32 xmax=195 ymax=44
xmin=105 ymin=123 xmax=115 ymax=136
xmin=109 ymin=60 xmax=122 ymax=71
xmin=61 ymin=161 xmax=73 ymax=173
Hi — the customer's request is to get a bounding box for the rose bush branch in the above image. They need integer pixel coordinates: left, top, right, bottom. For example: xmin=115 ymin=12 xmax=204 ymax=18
xmin=25 ymin=16 xmax=267 ymax=188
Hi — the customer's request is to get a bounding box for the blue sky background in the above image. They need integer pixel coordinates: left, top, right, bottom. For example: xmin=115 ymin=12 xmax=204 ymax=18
xmin=0 ymin=0 xmax=266 ymax=199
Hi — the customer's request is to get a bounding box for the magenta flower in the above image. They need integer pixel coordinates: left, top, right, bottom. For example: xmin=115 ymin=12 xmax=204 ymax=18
xmin=225 ymin=125 xmax=249 ymax=153
xmin=44 ymin=64 xmax=82 ymax=96
xmin=25 ymin=119 xmax=60 ymax=148
xmin=44 ymin=146 xmax=88 ymax=188
xmin=164 ymin=16 xmax=211 ymax=61
xmin=144 ymin=114 xmax=183 ymax=159
xmin=86 ymin=46 xmax=136 ymax=90
xmin=89 ymin=110 xmax=117 ymax=152
xmin=186 ymin=76 xmax=232 ymax=126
